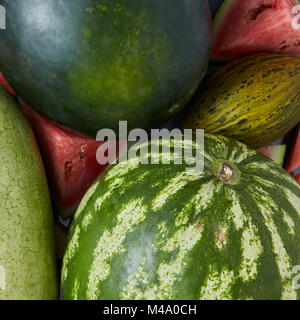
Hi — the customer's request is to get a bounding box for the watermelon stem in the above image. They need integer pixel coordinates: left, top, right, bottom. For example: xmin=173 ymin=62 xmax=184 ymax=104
xmin=213 ymin=160 xmax=241 ymax=185
xmin=219 ymin=163 xmax=233 ymax=181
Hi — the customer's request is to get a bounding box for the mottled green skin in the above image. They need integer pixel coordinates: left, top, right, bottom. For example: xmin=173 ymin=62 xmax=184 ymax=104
xmin=184 ymin=54 xmax=300 ymax=148
xmin=62 ymin=135 xmax=300 ymax=300
xmin=0 ymin=87 xmax=58 ymax=300
xmin=0 ymin=0 xmax=212 ymax=136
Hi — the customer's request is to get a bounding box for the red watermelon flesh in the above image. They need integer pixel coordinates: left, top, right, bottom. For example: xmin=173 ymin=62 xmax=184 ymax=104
xmin=212 ymin=0 xmax=300 ymax=61
xmin=22 ymin=102 xmax=126 ymax=220
xmin=295 ymin=172 xmax=300 ymax=184
xmin=0 ymin=72 xmax=16 ymax=96
xmin=285 ymin=126 xmax=300 ymax=173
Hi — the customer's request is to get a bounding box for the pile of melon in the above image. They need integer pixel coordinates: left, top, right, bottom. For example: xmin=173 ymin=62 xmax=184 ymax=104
xmin=0 ymin=0 xmax=300 ymax=300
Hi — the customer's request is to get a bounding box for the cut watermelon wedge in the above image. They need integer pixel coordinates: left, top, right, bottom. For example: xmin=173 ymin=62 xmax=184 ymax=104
xmin=285 ymin=125 xmax=300 ymax=173
xmin=0 ymin=72 xmax=16 ymax=96
xmin=258 ymin=144 xmax=286 ymax=166
xmin=22 ymin=102 xmax=127 ymax=220
xmin=212 ymin=0 xmax=300 ymax=61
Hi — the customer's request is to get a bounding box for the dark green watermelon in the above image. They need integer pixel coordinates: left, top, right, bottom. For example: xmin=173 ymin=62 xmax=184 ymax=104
xmin=0 ymin=0 xmax=212 ymax=136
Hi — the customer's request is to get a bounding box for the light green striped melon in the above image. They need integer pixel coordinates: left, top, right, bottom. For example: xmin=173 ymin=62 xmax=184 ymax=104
xmin=61 ymin=134 xmax=300 ymax=300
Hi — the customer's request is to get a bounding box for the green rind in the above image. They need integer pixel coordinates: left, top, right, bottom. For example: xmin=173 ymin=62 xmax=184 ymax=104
xmin=259 ymin=145 xmax=287 ymax=167
xmin=211 ymin=0 xmax=234 ymax=62
xmin=0 ymin=87 xmax=58 ymax=300
xmin=270 ymin=145 xmax=286 ymax=167
xmin=61 ymin=134 xmax=300 ymax=300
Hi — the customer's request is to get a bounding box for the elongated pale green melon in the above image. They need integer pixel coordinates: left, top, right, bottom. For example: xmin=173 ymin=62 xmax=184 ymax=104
xmin=0 ymin=87 xmax=57 ymax=300
xmin=62 ymin=134 xmax=300 ymax=300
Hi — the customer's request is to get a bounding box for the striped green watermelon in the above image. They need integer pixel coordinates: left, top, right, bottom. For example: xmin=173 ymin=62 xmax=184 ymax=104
xmin=61 ymin=134 xmax=300 ymax=300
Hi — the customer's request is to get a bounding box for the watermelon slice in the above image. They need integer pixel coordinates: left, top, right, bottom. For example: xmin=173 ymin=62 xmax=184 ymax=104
xmin=285 ymin=125 xmax=300 ymax=173
xmin=212 ymin=0 xmax=300 ymax=61
xmin=22 ymin=102 xmax=127 ymax=220
xmin=0 ymin=72 xmax=16 ymax=96
xmin=258 ymin=144 xmax=286 ymax=166
xmin=295 ymin=172 xmax=300 ymax=184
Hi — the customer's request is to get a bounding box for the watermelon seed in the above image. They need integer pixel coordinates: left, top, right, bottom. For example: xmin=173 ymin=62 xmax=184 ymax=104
xmin=64 ymin=160 xmax=73 ymax=174
xmin=247 ymin=2 xmax=276 ymax=21
xmin=79 ymin=147 xmax=86 ymax=159
xmin=280 ymin=45 xmax=290 ymax=51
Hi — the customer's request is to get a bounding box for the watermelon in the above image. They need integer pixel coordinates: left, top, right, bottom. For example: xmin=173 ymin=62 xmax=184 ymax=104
xmin=0 ymin=0 xmax=212 ymax=137
xmin=212 ymin=0 xmax=300 ymax=61
xmin=22 ymin=102 xmax=127 ymax=220
xmin=61 ymin=134 xmax=300 ymax=300
xmin=286 ymin=126 xmax=300 ymax=173
xmin=258 ymin=145 xmax=286 ymax=166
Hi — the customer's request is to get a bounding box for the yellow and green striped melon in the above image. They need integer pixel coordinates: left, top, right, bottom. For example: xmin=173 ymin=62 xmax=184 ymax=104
xmin=183 ymin=53 xmax=300 ymax=148
xmin=61 ymin=134 xmax=300 ymax=300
